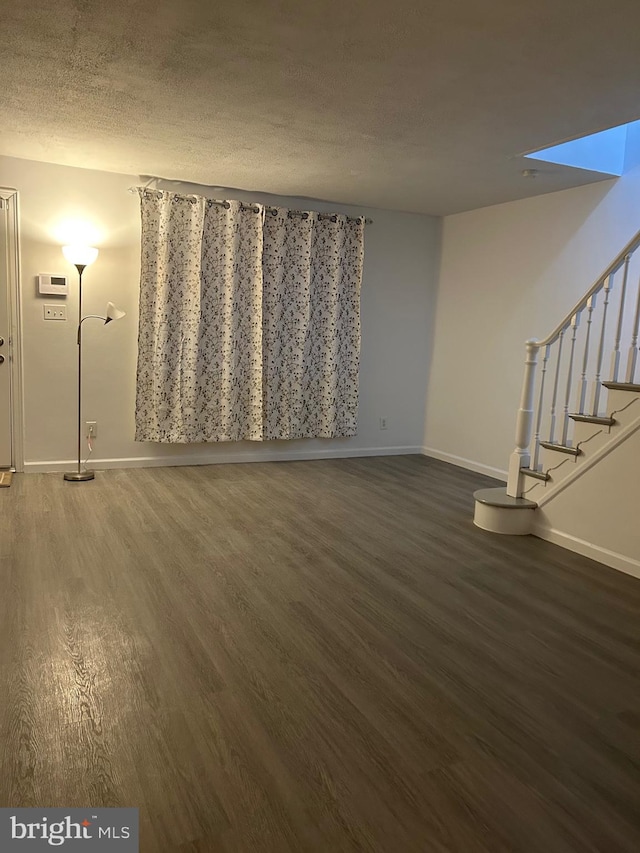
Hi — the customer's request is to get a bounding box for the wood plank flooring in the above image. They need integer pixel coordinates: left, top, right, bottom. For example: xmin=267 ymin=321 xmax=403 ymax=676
xmin=1 ymin=455 xmax=639 ymax=851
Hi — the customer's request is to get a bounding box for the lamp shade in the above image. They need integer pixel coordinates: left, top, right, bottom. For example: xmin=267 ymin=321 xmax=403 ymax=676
xmin=105 ymin=302 xmax=126 ymax=324
xmin=62 ymin=245 xmax=99 ymax=266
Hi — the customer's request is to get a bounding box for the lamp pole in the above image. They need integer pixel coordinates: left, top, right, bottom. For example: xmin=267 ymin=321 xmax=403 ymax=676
xmin=61 ymin=245 xmax=123 ymax=482
xmin=77 ymin=264 xmax=83 ymax=475
xmin=65 ymin=262 xmax=95 ymax=481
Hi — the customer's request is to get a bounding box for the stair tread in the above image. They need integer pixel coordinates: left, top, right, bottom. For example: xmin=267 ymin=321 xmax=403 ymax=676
xmin=569 ymin=413 xmax=615 ymax=425
xmin=473 ymin=487 xmax=536 ymax=509
xmin=539 ymin=441 xmax=581 ymax=456
xmin=602 ymin=381 xmax=640 ymax=392
xmin=521 ymin=468 xmax=550 ymax=481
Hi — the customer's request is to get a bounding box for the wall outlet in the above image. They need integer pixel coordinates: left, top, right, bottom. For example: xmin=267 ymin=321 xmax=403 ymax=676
xmin=43 ymin=304 xmax=67 ymax=320
xmin=379 ymin=417 xmax=388 ymax=430
xmin=85 ymin=421 xmax=98 ymax=438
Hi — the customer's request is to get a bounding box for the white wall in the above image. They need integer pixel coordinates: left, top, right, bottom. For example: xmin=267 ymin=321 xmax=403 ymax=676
xmin=424 ymin=164 xmax=640 ymax=478
xmin=0 ymin=156 xmax=439 ymax=470
xmin=534 ymin=425 xmax=640 ymax=577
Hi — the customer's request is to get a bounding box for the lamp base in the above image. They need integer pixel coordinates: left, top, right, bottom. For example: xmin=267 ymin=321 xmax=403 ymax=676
xmin=64 ymin=470 xmax=95 ymax=482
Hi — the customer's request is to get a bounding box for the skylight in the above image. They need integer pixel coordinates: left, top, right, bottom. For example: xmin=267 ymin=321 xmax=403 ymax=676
xmin=525 ymin=120 xmax=640 ymax=176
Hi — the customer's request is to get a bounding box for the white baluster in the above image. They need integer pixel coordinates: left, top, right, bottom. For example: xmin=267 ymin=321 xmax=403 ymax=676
xmin=576 ymin=294 xmax=595 ymax=414
xmin=610 ymin=254 xmax=630 ymax=382
xmin=507 ymin=340 xmax=539 ymax=498
xmin=531 ymin=344 xmax=550 ymax=471
xmin=548 ymin=328 xmax=565 ymax=444
xmin=561 ymin=312 xmax=580 ymax=445
xmin=590 ymin=274 xmax=613 ymax=415
xmin=626 ymin=272 xmax=640 ymax=383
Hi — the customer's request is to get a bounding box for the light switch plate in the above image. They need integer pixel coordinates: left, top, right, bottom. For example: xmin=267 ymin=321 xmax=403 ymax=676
xmin=44 ymin=304 xmax=67 ymax=320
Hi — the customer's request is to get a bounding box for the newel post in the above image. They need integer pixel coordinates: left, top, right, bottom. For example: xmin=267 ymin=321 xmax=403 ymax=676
xmin=507 ymin=339 xmax=539 ymax=498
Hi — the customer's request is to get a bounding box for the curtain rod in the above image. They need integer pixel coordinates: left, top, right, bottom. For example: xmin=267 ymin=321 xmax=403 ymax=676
xmin=128 ymin=186 xmax=373 ymax=224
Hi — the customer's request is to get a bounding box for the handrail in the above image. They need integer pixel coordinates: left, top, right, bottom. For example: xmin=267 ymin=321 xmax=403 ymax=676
xmin=533 ymin=227 xmax=640 ymax=348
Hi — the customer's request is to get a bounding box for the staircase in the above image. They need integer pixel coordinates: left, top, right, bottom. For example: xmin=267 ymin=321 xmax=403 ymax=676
xmin=473 ymin=230 xmax=640 ymax=576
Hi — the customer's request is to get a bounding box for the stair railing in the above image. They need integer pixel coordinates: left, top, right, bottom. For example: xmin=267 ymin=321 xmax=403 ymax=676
xmin=507 ymin=228 xmax=640 ymax=498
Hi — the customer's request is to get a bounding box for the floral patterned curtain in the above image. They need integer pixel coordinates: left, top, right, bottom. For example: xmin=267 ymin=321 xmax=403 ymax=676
xmin=135 ymin=190 xmax=364 ymax=442
xmin=261 ymin=209 xmax=363 ymax=438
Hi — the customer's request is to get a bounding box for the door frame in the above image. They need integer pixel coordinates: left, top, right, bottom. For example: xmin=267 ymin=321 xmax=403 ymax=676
xmin=0 ymin=189 xmax=24 ymax=472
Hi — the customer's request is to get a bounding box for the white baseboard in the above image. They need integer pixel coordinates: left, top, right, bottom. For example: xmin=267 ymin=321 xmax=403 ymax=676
xmin=532 ymin=524 xmax=640 ymax=580
xmin=24 ymin=445 xmax=424 ymax=474
xmin=421 ymin=446 xmax=507 ymax=482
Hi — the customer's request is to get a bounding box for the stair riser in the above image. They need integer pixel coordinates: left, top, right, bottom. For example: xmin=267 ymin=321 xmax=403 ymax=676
xmin=525 ymin=448 xmax=580 ymax=493
xmin=571 ymin=420 xmax=614 ymax=452
xmin=540 ymin=447 xmax=580 ymax=484
xmin=521 ymin=480 xmax=546 ymax=503
xmin=473 ymin=502 xmax=534 ymax=535
xmin=603 ymin=388 xmax=640 ymax=423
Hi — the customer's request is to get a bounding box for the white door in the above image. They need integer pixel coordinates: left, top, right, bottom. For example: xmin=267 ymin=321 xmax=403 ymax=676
xmin=0 ymin=197 xmax=12 ymax=468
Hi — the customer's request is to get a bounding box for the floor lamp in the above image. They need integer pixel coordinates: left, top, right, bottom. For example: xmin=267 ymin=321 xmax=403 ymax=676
xmin=62 ymin=245 xmax=125 ymax=482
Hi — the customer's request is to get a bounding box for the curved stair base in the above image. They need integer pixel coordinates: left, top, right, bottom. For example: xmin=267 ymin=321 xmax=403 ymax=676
xmin=473 ymin=487 xmax=537 ymax=535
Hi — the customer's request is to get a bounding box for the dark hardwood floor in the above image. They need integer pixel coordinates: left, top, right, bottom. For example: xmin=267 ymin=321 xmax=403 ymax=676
xmin=1 ymin=455 xmax=639 ymax=851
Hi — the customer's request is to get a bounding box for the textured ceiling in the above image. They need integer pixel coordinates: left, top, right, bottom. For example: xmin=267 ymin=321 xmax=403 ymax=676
xmin=3 ymin=0 xmax=640 ymax=214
